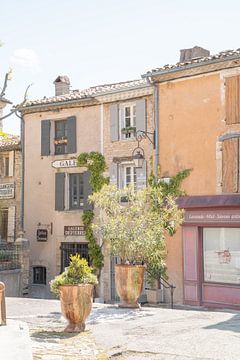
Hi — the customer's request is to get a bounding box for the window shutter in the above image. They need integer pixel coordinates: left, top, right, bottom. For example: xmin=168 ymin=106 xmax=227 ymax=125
xmin=55 ymin=173 xmax=65 ymax=211
xmin=222 ymin=138 xmax=239 ymax=193
xmin=109 ymin=162 xmax=118 ymax=187
xmin=83 ymin=171 xmax=93 ymax=211
xmin=41 ymin=120 xmax=51 ymax=156
xmin=225 ymin=76 xmax=240 ymax=125
xmin=7 ymin=206 xmax=15 ymax=241
xmin=110 ymin=104 xmax=119 ymax=141
xmin=8 ymin=151 xmax=14 ymax=177
xmin=136 ymin=98 xmax=146 ymax=132
xmin=67 ymin=116 xmax=77 ymax=154
xmin=119 ymin=105 xmax=125 ymax=140
xmin=136 ymin=160 xmax=147 ymax=190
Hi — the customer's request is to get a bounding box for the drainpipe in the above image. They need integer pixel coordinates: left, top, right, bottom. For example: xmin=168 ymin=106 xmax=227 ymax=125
xmin=16 ymin=112 xmax=24 ymax=232
xmin=146 ymin=77 xmax=159 ymax=175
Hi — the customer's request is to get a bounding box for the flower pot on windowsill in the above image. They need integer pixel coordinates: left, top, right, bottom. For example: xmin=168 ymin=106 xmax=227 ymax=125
xmin=54 ymin=138 xmax=68 ymax=145
xmin=146 ymin=288 xmax=164 ymax=304
xmin=121 ymin=127 xmax=136 ymax=135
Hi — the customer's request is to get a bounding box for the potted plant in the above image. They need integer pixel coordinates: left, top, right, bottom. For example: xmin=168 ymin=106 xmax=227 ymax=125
xmin=121 ymin=126 xmax=136 ymax=135
xmin=145 ymin=246 xmax=167 ymax=304
xmin=50 ymin=254 xmax=98 ymax=332
xmin=90 ymin=184 xmax=183 ymax=308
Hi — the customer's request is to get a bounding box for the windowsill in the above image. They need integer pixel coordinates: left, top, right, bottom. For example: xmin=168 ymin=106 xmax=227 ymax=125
xmin=32 ymin=283 xmax=46 ymax=286
xmin=62 ymin=208 xmax=84 ymax=213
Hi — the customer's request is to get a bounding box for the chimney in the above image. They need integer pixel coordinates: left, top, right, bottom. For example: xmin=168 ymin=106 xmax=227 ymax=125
xmin=180 ymin=46 xmax=210 ymax=62
xmin=53 ymin=76 xmax=70 ymax=96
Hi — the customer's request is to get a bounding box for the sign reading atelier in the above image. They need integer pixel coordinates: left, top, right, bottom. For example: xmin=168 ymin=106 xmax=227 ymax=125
xmin=37 ymin=229 xmax=48 ymax=241
xmin=184 ymin=210 xmax=240 ymax=224
xmin=64 ymin=226 xmax=85 ymax=236
xmin=0 ymin=183 xmax=14 ymax=199
xmin=51 ymin=159 xmax=77 ymax=168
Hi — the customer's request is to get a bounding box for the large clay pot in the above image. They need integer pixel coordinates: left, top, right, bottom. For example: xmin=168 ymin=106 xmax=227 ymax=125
xmin=115 ymin=264 xmax=145 ymax=308
xmin=59 ymin=284 xmax=93 ymax=332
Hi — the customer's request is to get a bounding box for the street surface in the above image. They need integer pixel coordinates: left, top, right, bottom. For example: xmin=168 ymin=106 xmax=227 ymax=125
xmin=5 ymin=297 xmax=240 ymax=359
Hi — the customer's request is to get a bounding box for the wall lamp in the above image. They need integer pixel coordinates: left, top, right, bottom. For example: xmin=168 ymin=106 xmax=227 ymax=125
xmin=132 ymin=130 xmax=156 ymax=168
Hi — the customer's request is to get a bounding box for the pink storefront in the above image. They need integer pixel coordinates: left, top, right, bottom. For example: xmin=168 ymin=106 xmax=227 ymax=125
xmin=178 ymin=195 xmax=240 ymax=309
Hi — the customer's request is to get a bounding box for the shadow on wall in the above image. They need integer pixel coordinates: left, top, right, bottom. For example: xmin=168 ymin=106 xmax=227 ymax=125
xmin=204 ymin=313 xmax=240 ymax=333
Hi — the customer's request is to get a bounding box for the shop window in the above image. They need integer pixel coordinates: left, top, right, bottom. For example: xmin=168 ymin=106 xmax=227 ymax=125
xmin=33 ymin=266 xmax=46 ymax=284
xmin=203 ymin=228 xmax=240 ymax=285
xmin=60 ymin=243 xmax=89 ymax=272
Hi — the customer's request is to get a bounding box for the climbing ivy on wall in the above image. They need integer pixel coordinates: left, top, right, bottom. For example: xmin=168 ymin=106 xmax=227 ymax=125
xmin=77 ymin=152 xmax=109 ymax=272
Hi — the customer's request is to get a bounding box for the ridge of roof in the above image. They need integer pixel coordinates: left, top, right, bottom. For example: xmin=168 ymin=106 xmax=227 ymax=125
xmin=143 ymin=49 xmax=240 ymax=77
xmin=23 ymin=78 xmax=149 ymax=108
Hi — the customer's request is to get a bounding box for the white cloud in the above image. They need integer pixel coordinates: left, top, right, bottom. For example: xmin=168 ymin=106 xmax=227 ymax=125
xmin=10 ymin=48 xmax=40 ymax=69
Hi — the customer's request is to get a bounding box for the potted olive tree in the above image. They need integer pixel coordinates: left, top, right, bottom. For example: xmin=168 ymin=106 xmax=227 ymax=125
xmin=50 ymin=254 xmax=98 ymax=332
xmin=90 ymin=184 xmax=183 ymax=308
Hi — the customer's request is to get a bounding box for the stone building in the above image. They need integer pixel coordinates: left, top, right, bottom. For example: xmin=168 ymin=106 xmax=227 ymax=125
xmin=143 ymin=47 xmax=240 ymax=309
xmin=20 ymin=77 xmax=154 ymax=299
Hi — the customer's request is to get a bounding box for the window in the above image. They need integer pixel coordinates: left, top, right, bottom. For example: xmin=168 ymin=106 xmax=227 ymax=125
xmin=123 ymin=165 xmax=137 ymax=188
xmin=69 ymin=173 xmax=84 ymax=209
xmin=122 ymin=105 xmax=136 ymax=139
xmin=33 ymin=266 xmax=46 ymax=284
xmin=203 ymin=228 xmax=240 ymax=285
xmin=55 ymin=120 xmax=68 ymax=154
xmin=60 ymin=243 xmax=89 ymax=272
xmin=0 ymin=153 xmax=13 ymax=178
xmin=0 ymin=209 xmax=8 ymax=242
xmin=41 ymin=116 xmax=76 ymax=156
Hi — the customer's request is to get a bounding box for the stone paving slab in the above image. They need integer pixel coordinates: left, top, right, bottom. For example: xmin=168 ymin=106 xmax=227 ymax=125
xmin=0 ymin=319 xmax=33 ymax=360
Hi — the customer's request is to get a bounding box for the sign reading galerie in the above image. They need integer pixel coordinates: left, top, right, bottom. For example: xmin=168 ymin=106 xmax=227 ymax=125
xmin=51 ymin=159 xmax=77 ymax=168
xmin=0 ymin=183 xmax=15 ymax=199
xmin=64 ymin=226 xmax=85 ymax=236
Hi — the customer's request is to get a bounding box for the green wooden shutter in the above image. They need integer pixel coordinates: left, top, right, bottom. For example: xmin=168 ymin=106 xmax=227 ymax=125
xmin=83 ymin=171 xmax=93 ymax=211
xmin=136 ymin=98 xmax=146 ymax=132
xmin=110 ymin=104 xmax=119 ymax=141
xmin=67 ymin=116 xmax=77 ymax=154
xmin=41 ymin=120 xmax=51 ymax=156
xmin=55 ymin=173 xmax=65 ymax=211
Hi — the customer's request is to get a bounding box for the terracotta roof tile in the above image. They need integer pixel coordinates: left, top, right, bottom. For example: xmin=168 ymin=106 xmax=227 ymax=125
xmin=144 ymin=49 xmax=240 ymax=77
xmin=0 ymin=134 xmax=20 ymax=151
xmin=23 ymin=78 xmax=148 ymax=107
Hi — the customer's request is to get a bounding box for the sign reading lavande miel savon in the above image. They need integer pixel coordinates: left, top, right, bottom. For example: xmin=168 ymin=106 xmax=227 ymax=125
xmin=0 ymin=183 xmax=14 ymax=199
xmin=64 ymin=226 xmax=85 ymax=236
xmin=184 ymin=210 xmax=240 ymax=224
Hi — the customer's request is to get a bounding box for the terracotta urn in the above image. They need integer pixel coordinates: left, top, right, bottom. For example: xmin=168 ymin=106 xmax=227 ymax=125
xmin=59 ymin=284 xmax=93 ymax=332
xmin=115 ymin=264 xmax=145 ymax=308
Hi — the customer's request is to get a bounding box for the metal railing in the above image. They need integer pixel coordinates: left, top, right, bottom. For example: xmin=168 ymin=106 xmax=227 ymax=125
xmin=0 ymin=242 xmax=21 ymax=271
xmin=159 ymin=277 xmax=176 ymax=309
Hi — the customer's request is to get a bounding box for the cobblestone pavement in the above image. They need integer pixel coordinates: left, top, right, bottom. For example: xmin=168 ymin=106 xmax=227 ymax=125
xmin=6 ymin=297 xmax=240 ymax=360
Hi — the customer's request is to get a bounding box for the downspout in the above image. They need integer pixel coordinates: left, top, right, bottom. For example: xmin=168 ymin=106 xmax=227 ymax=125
xmin=146 ymin=77 xmax=159 ymax=175
xmin=16 ymin=111 xmax=24 ymax=232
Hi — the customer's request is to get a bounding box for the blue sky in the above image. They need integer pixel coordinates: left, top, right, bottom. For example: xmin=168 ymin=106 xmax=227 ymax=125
xmin=1 ymin=0 xmax=240 ymax=134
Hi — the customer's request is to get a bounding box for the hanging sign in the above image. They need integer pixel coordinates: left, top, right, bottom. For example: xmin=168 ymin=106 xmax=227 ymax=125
xmin=64 ymin=226 xmax=85 ymax=236
xmin=51 ymin=159 xmax=77 ymax=168
xmin=0 ymin=183 xmax=15 ymax=199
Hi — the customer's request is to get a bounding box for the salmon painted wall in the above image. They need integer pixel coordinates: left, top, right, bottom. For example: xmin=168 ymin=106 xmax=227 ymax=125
xmin=159 ymin=69 xmax=240 ymax=303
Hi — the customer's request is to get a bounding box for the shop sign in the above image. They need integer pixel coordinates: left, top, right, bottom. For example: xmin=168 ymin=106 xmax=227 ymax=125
xmin=64 ymin=226 xmax=85 ymax=236
xmin=184 ymin=210 xmax=240 ymax=224
xmin=37 ymin=229 xmax=48 ymax=241
xmin=0 ymin=183 xmax=14 ymax=199
xmin=51 ymin=159 xmax=77 ymax=168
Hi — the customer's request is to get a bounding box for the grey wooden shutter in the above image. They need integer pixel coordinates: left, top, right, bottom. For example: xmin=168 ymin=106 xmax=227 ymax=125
xmin=119 ymin=105 xmax=125 ymax=140
xmin=136 ymin=160 xmax=147 ymax=190
xmin=55 ymin=173 xmax=65 ymax=211
xmin=83 ymin=171 xmax=93 ymax=210
xmin=136 ymin=98 xmax=146 ymax=132
xmin=109 ymin=162 xmax=118 ymax=187
xmin=110 ymin=104 xmax=119 ymax=141
xmin=8 ymin=151 xmax=14 ymax=177
xmin=41 ymin=120 xmax=51 ymax=156
xmin=67 ymin=116 xmax=77 ymax=154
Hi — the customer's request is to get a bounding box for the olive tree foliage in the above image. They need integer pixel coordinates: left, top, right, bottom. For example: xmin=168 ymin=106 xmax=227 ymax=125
xmin=90 ymin=184 xmax=183 ymax=265
xmin=0 ymin=42 xmax=31 ymax=123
